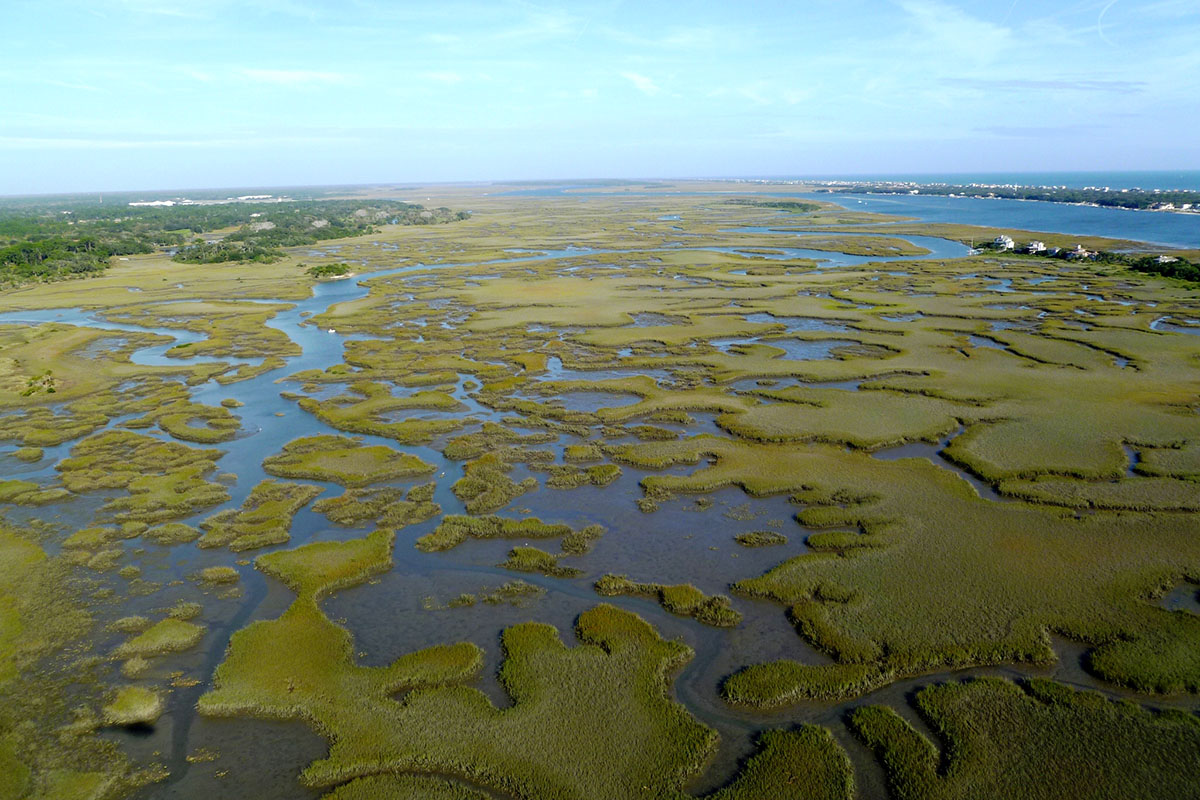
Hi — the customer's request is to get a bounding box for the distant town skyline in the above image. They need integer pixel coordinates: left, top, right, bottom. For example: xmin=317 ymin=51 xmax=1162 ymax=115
xmin=3 ymin=0 xmax=1198 ymax=194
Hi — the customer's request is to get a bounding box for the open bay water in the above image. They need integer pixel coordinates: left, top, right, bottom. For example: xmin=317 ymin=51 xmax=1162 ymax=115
xmin=793 ymin=171 xmax=1200 ymax=191
xmin=799 ymin=192 xmax=1200 ymax=249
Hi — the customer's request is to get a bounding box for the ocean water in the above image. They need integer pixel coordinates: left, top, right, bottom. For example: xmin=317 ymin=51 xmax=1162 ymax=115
xmin=799 ymin=193 xmax=1200 ymax=249
xmin=790 ymin=171 xmax=1200 ymax=191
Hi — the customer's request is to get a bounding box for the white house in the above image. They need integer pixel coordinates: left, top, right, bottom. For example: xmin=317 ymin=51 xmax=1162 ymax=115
xmin=993 ymin=235 xmax=1015 ymax=251
xmin=1026 ymin=241 xmax=1047 ymax=254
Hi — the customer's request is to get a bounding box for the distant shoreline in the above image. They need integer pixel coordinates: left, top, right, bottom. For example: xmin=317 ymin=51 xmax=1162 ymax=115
xmin=812 ymin=183 xmax=1200 ymax=215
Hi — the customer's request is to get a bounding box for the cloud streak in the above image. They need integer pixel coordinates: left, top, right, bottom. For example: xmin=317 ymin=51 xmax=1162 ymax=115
xmin=620 ymin=71 xmax=659 ymax=95
xmin=946 ymin=77 xmax=1145 ymax=94
xmin=238 ymin=68 xmax=351 ymax=86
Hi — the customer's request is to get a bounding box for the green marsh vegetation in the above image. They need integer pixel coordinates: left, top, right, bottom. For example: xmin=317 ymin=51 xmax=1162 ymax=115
xmin=451 ymin=453 xmax=540 ymax=514
xmin=424 ymin=579 xmax=547 ymax=610
xmin=201 ymin=529 xmax=851 ymax=799
xmin=3 ymin=185 xmax=1200 ymax=797
xmin=735 ymin=530 xmax=788 ymax=547
xmin=113 ymin=617 xmax=205 ymax=658
xmin=0 ymin=526 xmax=165 ymax=797
xmin=103 ymin=300 xmax=300 ymax=364
xmin=313 ymin=483 xmax=440 ymax=528
xmin=296 ymin=380 xmax=464 ymax=444
xmin=198 ymin=480 xmax=323 ymax=551
xmin=101 ymin=686 xmax=163 ymax=727
xmin=850 ymin=677 xmax=1200 ymax=800
xmin=56 ymin=430 xmax=229 ymax=524
xmin=500 ymin=545 xmax=582 ymax=578
xmin=595 ymin=574 xmax=742 ymax=627
xmin=262 ymin=434 xmax=435 ymax=486
xmin=609 ymin=434 xmax=1200 ymax=704
xmin=415 ymin=515 xmax=598 ymax=553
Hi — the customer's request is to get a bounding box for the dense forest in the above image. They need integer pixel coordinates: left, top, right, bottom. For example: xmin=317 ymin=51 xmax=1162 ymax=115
xmin=0 ymin=197 xmax=468 ymax=283
xmin=829 ymin=183 xmax=1200 ymax=211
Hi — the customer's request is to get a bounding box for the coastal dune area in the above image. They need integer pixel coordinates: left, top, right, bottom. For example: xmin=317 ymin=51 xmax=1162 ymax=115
xmin=1 ymin=184 xmax=1198 ymax=800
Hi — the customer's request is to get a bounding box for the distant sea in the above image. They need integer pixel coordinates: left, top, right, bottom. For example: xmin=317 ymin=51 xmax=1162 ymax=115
xmin=792 ymin=193 xmax=1200 ymax=249
xmin=792 ymin=171 xmax=1200 ymax=192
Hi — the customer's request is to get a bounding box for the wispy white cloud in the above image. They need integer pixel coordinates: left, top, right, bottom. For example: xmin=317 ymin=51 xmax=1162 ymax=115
xmin=423 ymin=71 xmax=464 ymax=84
xmin=975 ymin=123 xmax=1100 ymax=138
xmin=0 ymin=133 xmax=355 ymax=150
xmin=896 ymin=0 xmax=1013 ymax=59
xmin=946 ymin=77 xmax=1145 ymax=94
xmin=114 ymin=0 xmax=208 ymax=19
xmin=181 ymin=68 xmax=214 ymax=83
xmin=238 ymin=68 xmax=351 ymax=86
xmin=44 ymin=79 xmax=103 ymax=92
xmin=620 ymin=71 xmax=659 ymax=96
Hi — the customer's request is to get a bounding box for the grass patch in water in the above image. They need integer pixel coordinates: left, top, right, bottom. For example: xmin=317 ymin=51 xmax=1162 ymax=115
xmin=416 ymin=515 xmax=574 ymax=552
xmin=735 ymin=530 xmax=788 ymax=547
xmin=263 ymin=434 xmax=435 ymax=486
xmin=314 ymin=483 xmax=440 ymax=528
xmin=57 ymin=429 xmax=229 ymax=523
xmin=595 ymin=574 xmax=742 ymax=627
xmin=443 ymin=422 xmax=556 ymax=460
xmin=541 ymin=463 xmax=622 ymax=489
xmin=198 ymin=566 xmax=239 ymax=584
xmin=102 ymin=686 xmax=163 ymax=727
xmin=113 ymin=617 xmax=205 ymax=658
xmin=13 ymin=446 xmax=42 ymax=462
xmin=150 ymin=400 xmax=241 ymax=443
xmin=297 ymin=381 xmax=463 ymax=444
xmin=560 ymin=523 xmax=606 ymax=555
xmin=199 ymin=480 xmax=322 ymax=551
xmin=0 ymin=479 xmax=70 ymax=506
xmin=563 ymin=443 xmax=603 ymax=462
xmin=500 ymin=546 xmax=582 ymax=578
xmin=451 ymin=452 xmax=538 ymax=514
xmin=143 ymin=522 xmax=201 ymax=545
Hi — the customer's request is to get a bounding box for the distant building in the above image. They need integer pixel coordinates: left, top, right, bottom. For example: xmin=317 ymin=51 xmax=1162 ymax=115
xmin=1156 ymin=255 xmax=1179 ymax=264
xmin=1068 ymin=244 xmax=1096 ymax=259
xmin=1026 ymin=241 xmax=1047 ymax=254
xmin=993 ymin=235 xmax=1015 ymax=251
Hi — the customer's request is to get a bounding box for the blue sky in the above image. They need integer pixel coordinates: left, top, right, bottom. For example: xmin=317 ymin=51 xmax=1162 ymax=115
xmin=2 ymin=0 xmax=1198 ymax=194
